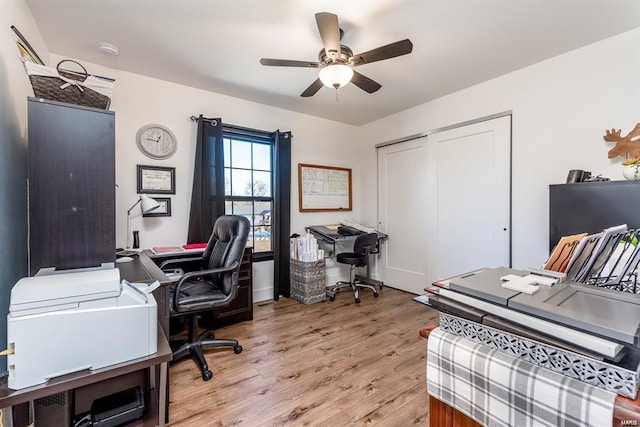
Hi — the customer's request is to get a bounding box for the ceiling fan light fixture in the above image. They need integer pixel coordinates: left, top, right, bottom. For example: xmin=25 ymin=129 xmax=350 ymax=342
xmin=319 ymin=64 xmax=353 ymax=89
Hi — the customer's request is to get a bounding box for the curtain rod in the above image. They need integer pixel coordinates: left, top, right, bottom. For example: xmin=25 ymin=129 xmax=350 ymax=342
xmin=190 ymin=115 xmax=292 ymax=138
xmin=190 ymin=115 xmax=217 ymax=125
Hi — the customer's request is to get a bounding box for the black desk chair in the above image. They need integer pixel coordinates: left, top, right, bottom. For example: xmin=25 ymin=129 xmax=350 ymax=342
xmin=328 ymin=232 xmax=381 ymax=303
xmin=161 ymin=215 xmax=250 ymax=381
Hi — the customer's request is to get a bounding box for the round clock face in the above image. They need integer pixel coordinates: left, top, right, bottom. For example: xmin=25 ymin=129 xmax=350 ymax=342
xmin=136 ymin=125 xmax=177 ymax=160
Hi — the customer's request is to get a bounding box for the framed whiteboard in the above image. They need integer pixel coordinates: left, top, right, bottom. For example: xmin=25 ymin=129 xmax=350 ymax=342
xmin=298 ymin=163 xmax=352 ymax=212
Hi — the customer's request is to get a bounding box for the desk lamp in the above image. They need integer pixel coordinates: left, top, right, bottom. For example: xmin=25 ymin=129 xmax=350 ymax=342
xmin=127 ymin=195 xmax=160 ymax=248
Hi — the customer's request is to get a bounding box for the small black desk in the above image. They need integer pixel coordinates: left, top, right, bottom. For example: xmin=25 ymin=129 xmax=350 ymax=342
xmin=306 ymin=224 xmax=388 ymax=255
xmin=306 ymin=224 xmax=388 ymax=288
xmin=117 ymin=252 xmax=173 ymax=425
xmin=117 ymin=252 xmax=173 ymax=337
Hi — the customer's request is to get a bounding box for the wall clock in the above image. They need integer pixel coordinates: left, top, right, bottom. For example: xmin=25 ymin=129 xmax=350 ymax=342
xmin=136 ymin=124 xmax=177 ymax=160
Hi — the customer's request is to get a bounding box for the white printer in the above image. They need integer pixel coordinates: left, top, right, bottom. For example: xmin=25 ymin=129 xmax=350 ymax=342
xmin=6 ymin=267 xmax=157 ymax=390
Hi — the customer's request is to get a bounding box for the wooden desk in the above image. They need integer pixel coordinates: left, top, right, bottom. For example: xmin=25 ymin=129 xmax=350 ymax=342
xmin=144 ymin=247 xmax=254 ymax=327
xmin=429 ymin=394 xmax=640 ymax=426
xmin=422 ymin=326 xmax=640 ymax=426
xmin=0 ymin=327 xmax=171 ymax=427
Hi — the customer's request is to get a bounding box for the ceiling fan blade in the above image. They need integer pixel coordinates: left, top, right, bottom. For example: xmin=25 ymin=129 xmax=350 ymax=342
xmin=300 ymin=78 xmax=324 ymax=97
xmin=260 ymin=58 xmax=322 ymax=68
xmin=351 ymin=71 xmax=382 ymax=94
xmin=315 ymin=12 xmax=341 ymax=61
xmin=350 ymin=39 xmax=413 ymax=66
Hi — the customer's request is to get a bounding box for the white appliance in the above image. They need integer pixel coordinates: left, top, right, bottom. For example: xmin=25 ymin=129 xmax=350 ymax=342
xmin=6 ymin=268 xmax=157 ymax=390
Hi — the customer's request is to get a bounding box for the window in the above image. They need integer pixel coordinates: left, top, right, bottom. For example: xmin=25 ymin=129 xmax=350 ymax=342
xmin=223 ymin=135 xmax=273 ymax=255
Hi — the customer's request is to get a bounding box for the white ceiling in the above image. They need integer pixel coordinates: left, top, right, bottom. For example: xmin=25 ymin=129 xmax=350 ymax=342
xmin=25 ymin=0 xmax=640 ymax=126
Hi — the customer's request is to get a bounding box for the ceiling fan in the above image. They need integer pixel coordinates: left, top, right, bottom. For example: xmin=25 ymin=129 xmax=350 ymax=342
xmin=260 ymin=12 xmax=413 ymax=97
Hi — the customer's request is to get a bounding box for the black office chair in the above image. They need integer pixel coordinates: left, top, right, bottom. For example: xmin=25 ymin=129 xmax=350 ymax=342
xmin=161 ymin=215 xmax=250 ymax=381
xmin=328 ymin=233 xmax=381 ymax=303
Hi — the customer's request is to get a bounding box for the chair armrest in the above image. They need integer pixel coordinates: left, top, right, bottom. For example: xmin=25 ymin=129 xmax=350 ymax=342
xmin=159 ymin=256 xmax=203 ymax=269
xmin=172 ymin=261 xmax=240 ymax=312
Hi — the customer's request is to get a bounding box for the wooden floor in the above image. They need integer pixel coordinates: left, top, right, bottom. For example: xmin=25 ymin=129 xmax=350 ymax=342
xmin=167 ymin=287 xmax=439 ymax=426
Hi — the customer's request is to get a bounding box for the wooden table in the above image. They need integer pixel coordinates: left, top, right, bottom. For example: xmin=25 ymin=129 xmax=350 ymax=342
xmin=0 ymin=326 xmax=171 ymax=426
xmin=422 ymin=325 xmax=640 ymax=426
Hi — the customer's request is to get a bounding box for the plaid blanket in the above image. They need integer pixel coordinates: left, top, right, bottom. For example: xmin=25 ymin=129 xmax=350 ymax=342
xmin=427 ymin=328 xmax=616 ymax=427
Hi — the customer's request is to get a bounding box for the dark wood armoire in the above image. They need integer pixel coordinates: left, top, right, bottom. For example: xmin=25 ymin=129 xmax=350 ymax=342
xmin=28 ymin=97 xmax=115 ymax=275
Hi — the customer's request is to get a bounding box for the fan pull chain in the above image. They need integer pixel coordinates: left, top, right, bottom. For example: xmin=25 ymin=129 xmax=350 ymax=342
xmin=335 ymin=88 xmax=340 ymax=102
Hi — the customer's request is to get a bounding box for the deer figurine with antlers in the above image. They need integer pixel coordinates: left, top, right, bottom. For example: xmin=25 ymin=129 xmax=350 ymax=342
xmin=604 ymin=123 xmax=640 ymax=161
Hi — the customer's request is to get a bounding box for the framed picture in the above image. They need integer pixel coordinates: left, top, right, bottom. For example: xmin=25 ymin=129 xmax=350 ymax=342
xmin=144 ymin=197 xmax=171 ymax=217
xmin=137 ymin=165 xmax=175 ymax=194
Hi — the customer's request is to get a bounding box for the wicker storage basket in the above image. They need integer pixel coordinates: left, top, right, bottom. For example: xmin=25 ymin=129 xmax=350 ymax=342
xmin=290 ymin=259 xmax=326 ymax=304
xmin=25 ymin=60 xmax=113 ymax=110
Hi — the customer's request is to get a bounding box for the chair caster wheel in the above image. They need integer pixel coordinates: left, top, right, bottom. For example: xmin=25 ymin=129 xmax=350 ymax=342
xmin=329 ymin=296 xmax=335 ymax=301
xmin=373 ymin=292 xmax=379 ymax=297
xmin=202 ymin=370 xmax=213 ymax=381
xmin=355 ymin=298 xmax=361 ymax=303
xmin=234 ymin=345 xmax=243 ymax=354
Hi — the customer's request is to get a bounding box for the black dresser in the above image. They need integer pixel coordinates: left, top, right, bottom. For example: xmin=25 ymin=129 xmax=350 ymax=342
xmin=27 ymin=98 xmax=115 ymax=275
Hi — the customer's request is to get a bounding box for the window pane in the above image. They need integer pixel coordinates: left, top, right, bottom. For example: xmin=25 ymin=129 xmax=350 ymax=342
xmin=255 ymin=201 xmax=271 ymax=226
xmin=231 ymin=139 xmax=252 ymax=169
xmin=222 ymin=132 xmax=274 ymax=254
xmin=231 ymin=169 xmax=252 ymax=196
xmin=253 ymin=226 xmax=271 ymax=252
xmin=253 ymin=143 xmax=271 ymax=171
xmin=232 ymin=201 xmax=253 ymax=221
xmin=253 ymin=171 xmax=271 ymax=197
xmin=224 ymin=168 xmax=231 ymax=196
xmin=224 ymin=138 xmax=230 ymax=167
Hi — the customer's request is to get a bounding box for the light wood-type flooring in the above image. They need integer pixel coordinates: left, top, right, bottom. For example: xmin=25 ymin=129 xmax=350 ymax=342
xmin=167 ymin=286 xmax=439 ymax=426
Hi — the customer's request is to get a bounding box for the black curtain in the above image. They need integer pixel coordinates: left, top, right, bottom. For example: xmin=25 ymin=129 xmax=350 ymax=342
xmin=272 ymin=130 xmax=291 ymax=300
xmin=187 ymin=116 xmax=292 ymax=301
xmin=187 ymin=116 xmax=225 ymax=243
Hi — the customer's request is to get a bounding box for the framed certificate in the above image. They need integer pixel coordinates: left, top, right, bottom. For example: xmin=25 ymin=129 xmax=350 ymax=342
xmin=137 ymin=165 xmax=175 ymax=194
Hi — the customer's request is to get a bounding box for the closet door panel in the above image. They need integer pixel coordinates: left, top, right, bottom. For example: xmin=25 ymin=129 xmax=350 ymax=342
xmin=426 ymin=116 xmax=511 ymax=286
xmin=377 ymin=139 xmax=428 ymax=294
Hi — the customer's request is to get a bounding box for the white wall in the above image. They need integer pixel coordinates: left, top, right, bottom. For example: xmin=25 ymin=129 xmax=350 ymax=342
xmin=359 ymin=28 xmax=640 ymax=270
xmin=0 ymin=0 xmax=50 ymax=371
xmin=23 ymin=12 xmax=640 ymax=308
xmin=49 ymin=53 xmax=361 ymax=300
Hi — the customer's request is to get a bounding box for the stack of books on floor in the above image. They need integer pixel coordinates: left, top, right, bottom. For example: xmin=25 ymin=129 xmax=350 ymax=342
xmin=424 ymin=267 xmax=640 ymax=399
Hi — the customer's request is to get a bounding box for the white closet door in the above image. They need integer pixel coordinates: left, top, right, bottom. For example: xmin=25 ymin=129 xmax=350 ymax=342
xmin=377 ymin=115 xmax=511 ymax=294
xmin=425 ymin=115 xmax=511 ymax=286
xmin=377 ymin=138 xmax=428 ymax=294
